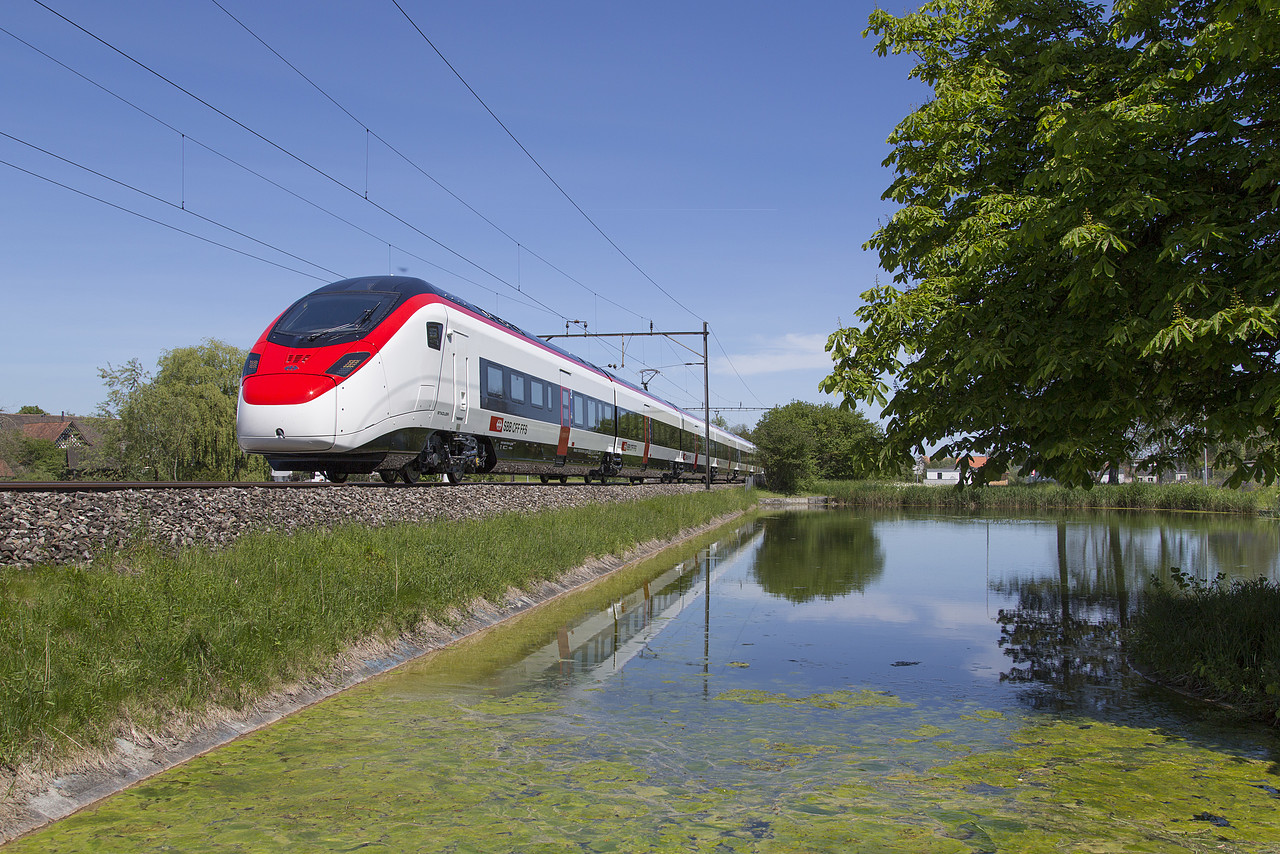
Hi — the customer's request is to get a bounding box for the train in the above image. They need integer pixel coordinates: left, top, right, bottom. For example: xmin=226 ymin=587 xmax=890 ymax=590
xmin=236 ymin=275 xmax=760 ymax=485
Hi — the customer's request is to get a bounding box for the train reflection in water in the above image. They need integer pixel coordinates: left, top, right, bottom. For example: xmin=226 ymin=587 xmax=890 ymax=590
xmin=490 ymin=522 xmax=764 ymax=691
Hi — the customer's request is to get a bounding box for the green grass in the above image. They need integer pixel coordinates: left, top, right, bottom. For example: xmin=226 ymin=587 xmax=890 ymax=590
xmin=812 ymin=479 xmax=1277 ymax=514
xmin=0 ymin=488 xmax=756 ymax=770
xmin=1129 ymin=569 xmax=1280 ymax=723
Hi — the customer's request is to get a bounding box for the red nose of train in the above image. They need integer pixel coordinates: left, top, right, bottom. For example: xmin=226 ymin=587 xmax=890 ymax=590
xmin=236 ymin=347 xmax=347 ymax=453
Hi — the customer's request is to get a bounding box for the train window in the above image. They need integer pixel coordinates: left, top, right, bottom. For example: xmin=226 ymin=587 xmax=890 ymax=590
xmin=529 ymin=379 xmax=543 ymax=409
xmin=426 ymin=322 xmax=442 ymax=351
xmin=486 ymin=364 xmax=504 ymax=399
xmin=510 ymin=373 xmax=525 ymax=404
xmin=572 ymin=393 xmax=586 ymax=428
xmin=271 ymin=292 xmax=394 ymax=347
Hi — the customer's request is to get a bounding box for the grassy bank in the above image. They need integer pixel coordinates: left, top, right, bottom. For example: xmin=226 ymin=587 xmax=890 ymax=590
xmin=0 ymin=488 xmax=756 ymax=770
xmin=814 ymin=479 xmax=1277 ymax=514
xmin=1129 ymin=571 xmax=1280 ymax=723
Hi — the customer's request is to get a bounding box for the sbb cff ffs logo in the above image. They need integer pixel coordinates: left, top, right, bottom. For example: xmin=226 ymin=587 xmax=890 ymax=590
xmin=489 ymin=416 xmax=529 ymax=436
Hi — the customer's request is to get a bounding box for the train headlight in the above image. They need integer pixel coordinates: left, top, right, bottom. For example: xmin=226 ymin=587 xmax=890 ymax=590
xmin=242 ymin=352 xmax=260 ymax=378
xmin=325 ymin=352 xmax=371 ymax=378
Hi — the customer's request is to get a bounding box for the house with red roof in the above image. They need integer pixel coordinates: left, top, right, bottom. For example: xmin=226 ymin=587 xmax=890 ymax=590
xmin=0 ymin=413 xmax=116 ymax=480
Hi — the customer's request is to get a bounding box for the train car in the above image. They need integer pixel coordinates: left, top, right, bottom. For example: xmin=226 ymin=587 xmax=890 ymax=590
xmin=236 ymin=276 xmax=759 ymax=484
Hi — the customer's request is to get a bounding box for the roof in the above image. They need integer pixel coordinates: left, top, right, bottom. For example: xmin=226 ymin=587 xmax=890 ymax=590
xmin=23 ymin=421 xmax=76 ymax=444
xmin=0 ymin=414 xmax=103 ymax=447
xmin=923 ymin=455 xmax=989 ymax=470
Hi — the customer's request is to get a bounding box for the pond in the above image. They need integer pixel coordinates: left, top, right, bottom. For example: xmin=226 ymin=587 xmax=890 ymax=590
xmin=10 ymin=509 xmax=1280 ymax=853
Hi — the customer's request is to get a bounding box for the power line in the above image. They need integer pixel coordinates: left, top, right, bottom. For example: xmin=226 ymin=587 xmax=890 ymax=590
xmin=209 ymin=0 xmax=652 ymax=328
xmin=20 ymin=1 xmax=762 ymax=410
xmin=388 ymin=1 xmax=765 ymax=408
xmin=27 ymin=0 xmax=544 ymax=313
xmin=390 ymin=0 xmax=705 ymax=326
xmin=0 ymin=157 xmax=328 ymax=280
xmin=1 ymin=130 xmax=345 ymax=279
xmin=0 ymin=21 xmax=555 ymax=319
xmin=710 ymin=329 xmax=766 ymax=407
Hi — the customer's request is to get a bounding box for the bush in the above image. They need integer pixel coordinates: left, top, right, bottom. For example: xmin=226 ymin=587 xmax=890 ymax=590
xmin=1129 ymin=570 xmax=1280 ymax=723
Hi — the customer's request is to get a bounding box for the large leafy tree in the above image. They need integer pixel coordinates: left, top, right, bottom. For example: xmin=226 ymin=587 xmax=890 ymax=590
xmin=822 ymin=0 xmax=1280 ymax=486
xmin=98 ymin=339 xmax=267 ymax=481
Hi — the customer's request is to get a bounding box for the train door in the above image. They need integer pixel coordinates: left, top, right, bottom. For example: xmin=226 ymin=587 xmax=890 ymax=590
xmin=642 ymin=413 xmax=652 ymax=469
xmin=680 ymin=415 xmax=690 ymax=467
xmin=556 ymin=369 xmax=571 ymax=466
xmin=452 ymin=329 xmax=470 ymax=427
xmin=415 ymin=319 xmax=445 ymax=417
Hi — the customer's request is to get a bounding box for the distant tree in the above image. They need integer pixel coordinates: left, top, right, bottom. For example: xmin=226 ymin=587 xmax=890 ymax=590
xmin=753 ymin=410 xmax=814 ymax=495
xmin=98 ymin=339 xmax=266 ymax=481
xmin=821 ymin=0 xmax=1280 ymax=487
xmin=16 ymin=405 xmax=49 ymax=415
xmin=753 ymin=401 xmax=888 ymax=493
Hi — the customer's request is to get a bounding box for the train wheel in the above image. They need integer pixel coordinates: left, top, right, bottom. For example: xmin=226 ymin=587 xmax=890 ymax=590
xmin=379 ymin=470 xmax=398 ymax=485
xmin=446 ymin=471 xmax=462 ymax=485
xmin=325 ymin=471 xmax=348 ymax=483
xmin=583 ymin=471 xmax=593 ymax=484
xmin=539 ymin=475 xmax=549 ymax=484
xmin=401 ymin=464 xmax=420 ymax=486
xmin=558 ymin=475 xmax=568 ymax=484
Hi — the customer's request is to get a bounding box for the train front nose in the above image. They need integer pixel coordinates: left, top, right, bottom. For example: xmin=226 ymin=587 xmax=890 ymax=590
xmin=236 ymin=373 xmax=337 ymax=452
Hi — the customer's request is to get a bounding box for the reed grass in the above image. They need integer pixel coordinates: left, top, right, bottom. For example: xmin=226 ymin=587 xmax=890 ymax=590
xmin=813 ymin=479 xmax=1276 ymax=514
xmin=0 ymin=488 xmax=755 ymax=769
xmin=1129 ymin=569 xmax=1280 ymax=723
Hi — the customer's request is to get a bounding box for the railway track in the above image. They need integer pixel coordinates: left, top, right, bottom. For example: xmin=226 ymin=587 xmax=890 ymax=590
xmin=0 ymin=477 xmax=713 ymax=494
xmin=2 ymin=479 xmax=726 ymax=567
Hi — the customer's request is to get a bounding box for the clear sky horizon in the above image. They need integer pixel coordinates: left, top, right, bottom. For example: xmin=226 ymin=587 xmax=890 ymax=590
xmin=1 ymin=0 xmax=926 ymax=430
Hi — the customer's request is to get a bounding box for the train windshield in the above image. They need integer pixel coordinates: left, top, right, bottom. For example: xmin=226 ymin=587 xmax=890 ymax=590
xmin=269 ymin=292 xmax=397 ymax=347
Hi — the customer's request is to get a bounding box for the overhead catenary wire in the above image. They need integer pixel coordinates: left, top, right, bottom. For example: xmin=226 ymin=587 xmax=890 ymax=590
xmin=207 ymin=0 xmax=654 ymax=331
xmin=0 ymin=22 xmax=557 ymax=321
xmin=13 ymin=1 xmax=683 ymax=398
xmin=390 ymin=0 xmax=704 ymax=327
xmin=1 ymin=130 xmax=345 ymax=280
xmin=22 ymin=0 xmax=644 ymax=344
xmin=390 ymin=1 xmax=765 ymax=407
xmin=25 ymin=0 xmax=559 ymax=320
xmin=19 ymin=0 xmax=764 ymax=413
xmin=0 ymin=157 xmax=328 ymax=281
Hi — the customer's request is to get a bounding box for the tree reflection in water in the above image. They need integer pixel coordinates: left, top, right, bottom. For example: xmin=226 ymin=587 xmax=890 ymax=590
xmin=994 ymin=520 xmax=1137 ymax=716
xmin=753 ymin=512 xmax=885 ymax=603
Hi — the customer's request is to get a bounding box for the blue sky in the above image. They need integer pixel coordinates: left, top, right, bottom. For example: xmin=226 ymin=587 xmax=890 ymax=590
xmin=0 ymin=0 xmax=926 ymax=429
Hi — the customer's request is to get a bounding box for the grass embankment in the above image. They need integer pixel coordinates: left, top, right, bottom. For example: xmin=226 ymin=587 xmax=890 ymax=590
xmin=814 ymin=479 xmax=1276 ymax=514
xmin=1129 ymin=571 xmax=1280 ymax=724
xmin=0 ymin=488 xmax=756 ymax=771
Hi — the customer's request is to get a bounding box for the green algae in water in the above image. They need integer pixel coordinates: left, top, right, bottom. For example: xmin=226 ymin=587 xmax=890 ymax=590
xmin=14 ymin=692 xmax=1279 ymax=854
xmin=716 ymin=687 xmax=914 ymax=711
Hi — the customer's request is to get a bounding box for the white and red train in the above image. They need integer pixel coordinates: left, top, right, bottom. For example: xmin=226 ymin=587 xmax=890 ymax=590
xmin=236 ymin=276 xmax=760 ymax=485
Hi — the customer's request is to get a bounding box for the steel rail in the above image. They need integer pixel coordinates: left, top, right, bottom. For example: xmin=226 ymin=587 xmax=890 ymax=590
xmin=0 ymin=479 xmax=682 ymax=494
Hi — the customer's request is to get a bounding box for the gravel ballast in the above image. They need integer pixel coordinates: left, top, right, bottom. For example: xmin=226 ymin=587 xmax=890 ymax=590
xmin=0 ymin=482 xmax=720 ymax=567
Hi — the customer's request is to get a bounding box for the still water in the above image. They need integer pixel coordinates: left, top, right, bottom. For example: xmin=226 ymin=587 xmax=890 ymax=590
xmin=12 ymin=510 xmax=1280 ymax=853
